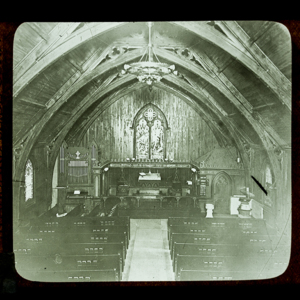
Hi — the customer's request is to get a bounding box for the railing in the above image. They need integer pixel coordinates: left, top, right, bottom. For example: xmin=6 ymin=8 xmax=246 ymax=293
xmin=92 ymin=195 xmax=204 ymax=210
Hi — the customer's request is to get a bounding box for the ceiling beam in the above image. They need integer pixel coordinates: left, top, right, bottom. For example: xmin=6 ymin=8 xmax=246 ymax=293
xmin=13 ymin=48 xmax=145 ymax=146
xmin=155 ymin=47 xmax=254 ymax=114
xmin=13 ymin=23 xmax=82 ymax=84
xmin=13 ymin=22 xmax=126 ymax=97
xmin=68 ymin=81 xmax=231 ymax=148
xmin=68 ymin=81 xmax=145 ymax=145
xmin=217 ymin=21 xmax=291 ymax=110
xmin=14 ymin=44 xmax=288 ymax=149
xmin=189 ymin=49 xmax=253 ymax=112
xmin=17 ymin=98 xmax=46 ymax=108
xmin=54 ymin=77 xmax=250 ymax=179
xmin=155 ymin=48 xmax=288 ymax=147
xmin=156 ymin=82 xmax=233 ymax=147
xmin=170 ymin=21 xmax=291 ymax=111
xmin=188 ymin=50 xmax=289 ymax=147
xmin=13 ymin=72 xmax=137 ymax=180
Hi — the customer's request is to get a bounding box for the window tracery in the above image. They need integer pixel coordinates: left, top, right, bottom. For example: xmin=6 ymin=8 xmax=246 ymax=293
xmin=134 ymin=105 xmax=167 ymax=160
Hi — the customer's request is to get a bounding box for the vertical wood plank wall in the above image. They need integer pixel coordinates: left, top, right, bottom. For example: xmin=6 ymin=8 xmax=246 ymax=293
xmin=80 ymin=87 xmax=219 ymax=162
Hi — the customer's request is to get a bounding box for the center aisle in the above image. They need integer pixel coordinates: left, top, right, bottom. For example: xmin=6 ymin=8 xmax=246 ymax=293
xmin=122 ymin=219 xmax=175 ymax=281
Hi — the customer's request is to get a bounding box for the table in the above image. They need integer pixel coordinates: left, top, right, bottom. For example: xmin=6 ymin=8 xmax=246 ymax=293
xmin=138 ymin=172 xmax=161 ymax=187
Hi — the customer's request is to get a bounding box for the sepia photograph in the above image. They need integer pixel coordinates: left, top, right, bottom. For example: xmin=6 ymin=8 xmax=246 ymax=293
xmin=11 ymin=21 xmax=292 ymax=284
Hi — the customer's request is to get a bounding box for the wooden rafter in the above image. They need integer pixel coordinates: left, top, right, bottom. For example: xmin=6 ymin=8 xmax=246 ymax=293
xmin=170 ymin=21 xmax=291 ymax=111
xmin=13 ymin=48 xmax=144 ymax=146
xmin=217 ymin=21 xmax=291 ymax=110
xmin=56 ymin=76 xmax=250 ymax=175
xmin=155 ymin=47 xmax=288 ymax=147
xmin=68 ymin=80 xmax=231 ymax=148
xmin=13 ymin=22 xmax=126 ymax=97
xmin=68 ymin=81 xmax=146 ymax=144
xmin=13 ymin=23 xmax=82 ymax=84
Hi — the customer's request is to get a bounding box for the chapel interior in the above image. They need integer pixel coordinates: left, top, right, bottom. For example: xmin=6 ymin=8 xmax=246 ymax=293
xmin=12 ymin=21 xmax=292 ymax=282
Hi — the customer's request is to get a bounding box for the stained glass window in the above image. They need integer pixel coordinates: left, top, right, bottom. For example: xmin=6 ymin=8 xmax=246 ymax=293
xmin=134 ymin=105 xmax=167 ymax=160
xmin=151 ymin=119 xmax=164 ymax=159
xmin=25 ymin=160 xmax=33 ymax=201
xmin=136 ymin=119 xmax=149 ymax=159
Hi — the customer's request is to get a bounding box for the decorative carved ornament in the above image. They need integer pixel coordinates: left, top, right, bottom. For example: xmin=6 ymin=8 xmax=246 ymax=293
xmin=67 ymin=151 xmax=89 ymax=160
xmin=216 ymin=176 xmax=228 ymax=186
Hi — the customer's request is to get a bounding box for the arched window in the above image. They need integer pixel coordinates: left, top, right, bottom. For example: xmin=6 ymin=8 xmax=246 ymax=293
xmin=261 ymin=161 xmax=273 ymax=207
xmin=133 ymin=104 xmax=168 ymax=160
xmin=25 ymin=159 xmax=33 ymax=201
xmin=265 ymin=165 xmax=272 ymax=185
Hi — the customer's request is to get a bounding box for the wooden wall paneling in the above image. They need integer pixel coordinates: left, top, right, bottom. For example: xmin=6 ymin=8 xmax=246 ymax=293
xmin=80 ymin=88 xmax=220 ymax=163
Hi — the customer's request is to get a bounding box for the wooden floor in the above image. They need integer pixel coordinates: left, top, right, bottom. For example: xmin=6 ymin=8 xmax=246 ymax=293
xmin=122 ymin=219 xmax=175 ymax=281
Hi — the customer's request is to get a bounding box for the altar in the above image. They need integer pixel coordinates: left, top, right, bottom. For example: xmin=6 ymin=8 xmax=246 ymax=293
xmin=138 ymin=172 xmax=161 ymax=187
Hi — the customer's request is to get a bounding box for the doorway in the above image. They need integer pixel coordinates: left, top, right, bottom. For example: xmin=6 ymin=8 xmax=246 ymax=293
xmin=212 ymin=172 xmax=232 ymax=214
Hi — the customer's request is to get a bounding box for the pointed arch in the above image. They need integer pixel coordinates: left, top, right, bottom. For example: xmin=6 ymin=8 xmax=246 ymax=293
xmin=132 ymin=103 xmax=169 ymax=160
xmin=212 ymin=171 xmax=232 ymax=214
xmin=25 ymin=159 xmax=33 ymax=202
xmin=131 ymin=103 xmax=170 ymax=130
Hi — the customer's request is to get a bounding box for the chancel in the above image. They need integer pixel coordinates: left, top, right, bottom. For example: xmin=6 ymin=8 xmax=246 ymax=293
xmin=12 ymin=21 xmax=291 ymax=282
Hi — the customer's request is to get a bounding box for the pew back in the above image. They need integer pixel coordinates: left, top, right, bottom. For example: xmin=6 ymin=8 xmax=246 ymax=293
xmin=15 ymin=216 xmax=131 ymax=282
xmin=22 ymin=269 xmax=120 ymax=282
xmin=167 ymin=216 xmax=289 ymax=281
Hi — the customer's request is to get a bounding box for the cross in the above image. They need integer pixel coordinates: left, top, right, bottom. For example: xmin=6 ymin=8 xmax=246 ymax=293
xmin=144 ymin=108 xmax=156 ymax=121
xmin=76 ymin=151 xmax=81 ymax=159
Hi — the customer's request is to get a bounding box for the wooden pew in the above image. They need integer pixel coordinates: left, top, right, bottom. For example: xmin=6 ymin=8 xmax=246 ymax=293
xmin=29 ymin=216 xmax=130 ymax=236
xmin=18 ymin=225 xmax=130 ymax=245
xmin=15 ymin=253 xmax=123 ymax=281
xmin=87 ymin=205 xmax=105 ymax=217
xmin=14 ymin=241 xmax=127 ymax=263
xmin=176 ymin=270 xmax=261 ymax=281
xmin=64 ymin=204 xmax=85 ymax=217
xmin=174 ymin=253 xmax=290 ymax=281
xmin=21 ymin=269 xmax=120 ymax=282
xmin=168 ymin=222 xmax=269 ymax=240
xmin=171 ymin=242 xmax=239 ymax=260
xmin=167 ymin=217 xmax=269 ymax=239
xmin=174 ymin=253 xmax=279 ymax=274
xmin=15 ymin=216 xmax=131 ymax=282
xmin=167 ymin=216 xmax=289 ymax=281
xmin=168 ymin=216 xmax=267 ymax=226
xmin=20 ymin=232 xmax=128 ymax=249
xmin=169 ymin=232 xmax=276 ymax=253
xmin=171 ymin=242 xmax=289 ymax=261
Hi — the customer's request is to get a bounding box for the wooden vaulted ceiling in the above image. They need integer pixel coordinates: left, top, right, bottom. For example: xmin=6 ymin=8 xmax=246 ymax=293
xmin=13 ymin=21 xmax=292 ymax=159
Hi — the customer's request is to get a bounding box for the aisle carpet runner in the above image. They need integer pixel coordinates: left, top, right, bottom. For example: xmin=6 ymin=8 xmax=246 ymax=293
xmin=122 ymin=219 xmax=175 ymax=281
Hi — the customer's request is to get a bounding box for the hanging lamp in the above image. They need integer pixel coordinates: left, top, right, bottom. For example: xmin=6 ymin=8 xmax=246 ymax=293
xmin=120 ymin=22 xmax=178 ymax=88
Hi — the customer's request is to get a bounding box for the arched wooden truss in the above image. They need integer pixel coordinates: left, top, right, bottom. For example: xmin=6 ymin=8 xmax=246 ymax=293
xmin=12 ymin=21 xmax=292 ymax=223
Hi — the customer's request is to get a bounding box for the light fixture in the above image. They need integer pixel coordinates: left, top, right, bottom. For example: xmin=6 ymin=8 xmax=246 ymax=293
xmin=120 ymin=22 xmax=178 ymax=88
xmin=104 ymin=167 xmax=109 ymax=172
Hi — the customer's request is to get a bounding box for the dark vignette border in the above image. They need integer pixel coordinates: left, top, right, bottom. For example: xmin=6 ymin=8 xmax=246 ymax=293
xmin=0 ymin=17 xmax=299 ymax=294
